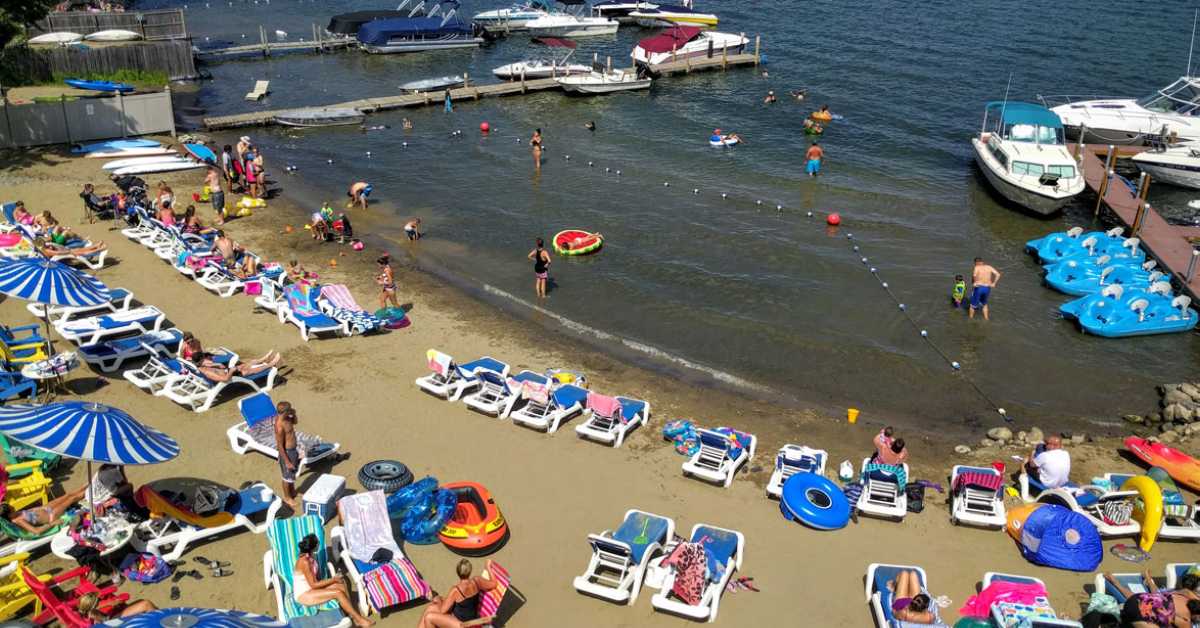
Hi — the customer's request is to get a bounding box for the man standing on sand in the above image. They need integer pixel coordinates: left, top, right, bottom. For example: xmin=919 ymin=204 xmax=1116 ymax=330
xmin=274 ymin=401 xmax=301 ymax=510
xmin=969 ymin=257 xmax=1002 ymax=320
xmin=204 ymin=167 xmax=225 ymax=225
xmin=805 ymin=141 xmax=824 ymax=177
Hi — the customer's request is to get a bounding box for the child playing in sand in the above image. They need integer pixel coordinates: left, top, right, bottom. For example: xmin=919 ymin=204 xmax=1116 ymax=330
xmin=952 ymin=274 xmax=966 ymax=308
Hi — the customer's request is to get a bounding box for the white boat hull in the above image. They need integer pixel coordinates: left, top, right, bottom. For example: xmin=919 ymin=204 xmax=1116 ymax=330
xmin=363 ymin=37 xmax=483 ymax=53
xmin=1133 ymin=149 xmax=1200 ymax=190
xmin=473 ymin=9 xmax=547 ymax=30
xmin=557 ymin=73 xmax=651 ymax=94
xmin=629 ymin=11 xmax=717 ymax=27
xmin=28 ymin=32 xmax=82 ymax=44
xmin=493 ymin=62 xmax=591 ymax=79
xmin=527 ymin=23 xmax=618 ymax=37
xmin=632 ymin=31 xmax=747 ymax=68
xmin=1053 ymin=99 xmax=1200 ymax=146
xmin=971 ymin=138 xmax=1080 ymax=215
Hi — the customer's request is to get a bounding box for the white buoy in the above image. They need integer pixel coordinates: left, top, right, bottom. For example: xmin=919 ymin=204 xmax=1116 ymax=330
xmin=616 ymin=170 xmax=621 ymax=175
xmin=776 ymin=204 xmax=782 ymax=210
xmin=402 ymin=142 xmax=408 ymax=147
xmin=605 ymin=167 xmax=610 ymax=173
xmin=721 ymin=193 xmax=727 ymax=199
xmin=663 ymin=181 xmax=669 ymax=187
xmin=852 ymin=245 xmax=859 ymax=252
xmin=952 ymin=361 xmax=961 ymax=370
xmin=806 ymin=211 xmax=813 ymax=217
xmin=846 ymin=233 xmax=854 ymax=239
xmin=881 ymin=281 xmax=888 ymax=288
xmin=565 ymin=155 xmax=570 ymax=160
xmin=898 ymin=303 xmax=906 ymax=310
xmin=327 ymin=159 xmax=333 ymax=164
xmin=756 ymin=200 xmax=762 ymax=205
xmin=205 ymin=36 xmax=210 ymax=41
xmin=860 ymin=257 xmax=867 ymax=263
xmin=241 ymin=33 xmax=246 ymax=38
xmin=693 ymin=188 xmax=699 ymax=194
xmin=997 ymin=408 xmax=1006 ymax=415
xmin=920 ymin=330 xmax=927 ymax=337
xmin=516 ymin=138 xmax=521 ymax=143
xmin=588 ymin=161 xmax=594 ymax=167
xmin=869 ymin=267 xmax=876 ymax=273
xmin=366 ymin=151 xmax=371 ymax=157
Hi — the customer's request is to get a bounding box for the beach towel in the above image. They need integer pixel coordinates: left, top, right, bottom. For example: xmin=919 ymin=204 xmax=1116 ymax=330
xmin=713 ymin=427 xmax=752 ymax=460
xmin=587 ymin=392 xmax=622 ymax=420
xmin=953 ymin=471 xmax=1002 ymax=493
xmin=285 ymin=285 xmax=320 ymax=317
xmin=427 ymin=350 xmax=452 ymax=378
xmin=520 ymin=381 xmax=549 ymax=405
xmin=959 ymin=581 xmax=1049 ymax=619
xmin=479 ymin=560 xmax=511 ymax=617
xmin=245 ymin=419 xmax=328 ymax=459
xmin=362 ymin=557 xmax=429 ymax=608
xmin=863 ymin=462 xmax=907 ymax=491
xmin=320 ymin=284 xmax=360 ymax=310
xmin=338 ymin=491 xmax=396 ymax=563
xmin=661 ymin=542 xmax=707 ymax=606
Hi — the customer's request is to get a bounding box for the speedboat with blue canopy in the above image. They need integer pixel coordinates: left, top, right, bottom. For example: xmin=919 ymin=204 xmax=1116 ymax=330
xmin=1060 ymin=282 xmax=1173 ymax=321
xmin=1078 ymin=289 xmax=1197 ymax=338
xmin=357 ymin=0 xmax=485 ymax=53
xmin=1026 ymin=226 xmax=1125 ymax=264
xmin=1044 ymin=259 xmax=1162 ymax=297
xmin=971 ymin=101 xmax=1085 ymax=215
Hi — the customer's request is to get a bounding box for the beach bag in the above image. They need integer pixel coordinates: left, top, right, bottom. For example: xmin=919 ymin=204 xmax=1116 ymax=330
xmin=245 ymin=281 xmax=263 ymax=296
xmin=662 ymin=420 xmax=692 ymax=440
xmin=905 ymin=483 xmax=926 ymax=513
xmin=120 ymin=552 xmax=172 ymax=584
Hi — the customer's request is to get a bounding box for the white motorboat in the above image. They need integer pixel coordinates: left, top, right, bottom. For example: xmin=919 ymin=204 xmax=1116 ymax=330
xmin=275 ymin=108 xmax=366 ymax=127
xmin=526 ymin=13 xmax=617 ymax=37
xmin=631 ymin=26 xmax=745 ymax=69
xmin=1132 ymin=145 xmax=1200 ymax=190
xmin=970 ymin=101 xmax=1085 ymax=216
xmin=591 ymin=0 xmax=658 ymax=22
xmin=399 ymin=75 xmax=465 ymax=92
xmin=557 ymin=68 xmax=651 ymax=94
xmin=1044 ymin=77 xmax=1200 ymax=145
xmin=28 ymin=32 xmax=82 ymax=45
xmin=83 ymin=29 xmax=142 ymax=41
xmin=628 ymin=2 xmax=717 ymax=27
xmin=473 ymin=0 xmax=552 ymax=31
xmin=493 ymin=37 xmax=590 ymax=79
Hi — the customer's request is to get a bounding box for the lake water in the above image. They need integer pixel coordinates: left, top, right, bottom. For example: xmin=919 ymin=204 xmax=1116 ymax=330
xmin=151 ymin=0 xmax=1200 ymax=427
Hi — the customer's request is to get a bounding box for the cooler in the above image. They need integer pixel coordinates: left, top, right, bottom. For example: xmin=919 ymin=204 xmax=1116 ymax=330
xmin=302 ymin=473 xmax=345 ymax=522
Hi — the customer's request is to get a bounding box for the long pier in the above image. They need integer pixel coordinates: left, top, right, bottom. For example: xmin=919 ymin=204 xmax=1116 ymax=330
xmin=195 ymin=25 xmax=355 ymax=59
xmin=1074 ymin=142 xmax=1200 ymax=299
xmin=202 ymin=49 xmax=760 ymax=130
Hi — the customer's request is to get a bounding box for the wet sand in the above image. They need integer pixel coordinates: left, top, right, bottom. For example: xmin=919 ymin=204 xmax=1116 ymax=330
xmin=2 ymin=142 xmax=1197 ymax=626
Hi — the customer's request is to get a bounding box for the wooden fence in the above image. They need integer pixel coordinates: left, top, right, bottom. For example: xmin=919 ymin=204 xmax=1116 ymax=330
xmin=29 ymin=9 xmax=188 ymax=41
xmin=0 ymin=41 xmax=198 ymax=83
xmin=0 ymin=89 xmax=175 ymax=148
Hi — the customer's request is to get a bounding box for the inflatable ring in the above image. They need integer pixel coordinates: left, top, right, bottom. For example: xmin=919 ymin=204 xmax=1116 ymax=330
xmin=779 ymin=472 xmax=850 ymax=530
xmin=386 ymin=476 xmax=437 ymax=517
xmin=402 ymin=488 xmax=457 ymax=544
xmin=358 ymin=460 xmax=413 ymax=493
xmin=1120 ymin=475 xmax=1164 ymax=552
xmin=553 ymin=229 xmax=603 ymax=256
xmin=811 ymin=111 xmax=832 ymax=122
xmin=438 ymin=481 xmax=509 ymax=556
xmin=709 ymin=137 xmax=738 ymax=147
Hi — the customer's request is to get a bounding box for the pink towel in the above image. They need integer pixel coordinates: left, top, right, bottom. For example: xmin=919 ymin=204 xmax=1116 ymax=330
xmin=320 ymin=284 xmax=364 ymax=312
xmin=427 ymin=350 xmax=452 ymax=378
xmin=521 ymin=381 xmax=549 ymax=405
xmin=587 ymin=392 xmax=622 ymax=419
xmin=959 ymin=580 xmax=1049 ymax=619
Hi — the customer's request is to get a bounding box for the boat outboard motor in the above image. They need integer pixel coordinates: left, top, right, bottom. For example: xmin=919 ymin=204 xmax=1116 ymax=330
xmin=1039 ymin=172 xmax=1061 ymax=187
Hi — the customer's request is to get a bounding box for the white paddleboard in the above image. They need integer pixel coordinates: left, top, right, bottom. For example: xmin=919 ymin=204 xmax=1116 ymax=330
xmin=28 ymin=32 xmax=83 ymax=44
xmin=86 ymin=148 xmax=177 ymax=159
xmin=102 ymin=155 xmax=193 ymax=171
xmin=84 ymin=29 xmax=141 ymax=41
xmin=112 ymin=161 xmax=205 ymax=176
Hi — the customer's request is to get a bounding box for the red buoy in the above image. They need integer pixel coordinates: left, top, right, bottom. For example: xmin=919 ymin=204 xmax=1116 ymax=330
xmin=826 ymin=213 xmax=841 ymax=226
xmin=480 ymin=121 xmax=490 ymax=133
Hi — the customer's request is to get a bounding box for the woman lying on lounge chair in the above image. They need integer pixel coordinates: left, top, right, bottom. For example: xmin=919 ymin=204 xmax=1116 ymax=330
xmin=418 ymin=559 xmax=498 ymax=628
xmin=34 ymin=238 xmax=108 ymax=258
xmin=194 ymin=351 xmax=280 ymax=382
xmin=0 ymin=485 xmax=86 ymax=534
xmin=888 ymin=570 xmax=935 ymax=624
xmin=294 ymin=534 xmax=374 ymax=627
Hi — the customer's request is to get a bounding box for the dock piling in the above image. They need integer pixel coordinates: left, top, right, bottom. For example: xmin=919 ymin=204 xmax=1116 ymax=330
xmin=754 ymin=35 xmax=760 ymax=65
xmin=1094 ymin=145 xmax=1116 ymax=217
xmin=1188 ymin=251 xmax=1200 ymax=282
xmin=259 ymin=25 xmax=268 ymax=56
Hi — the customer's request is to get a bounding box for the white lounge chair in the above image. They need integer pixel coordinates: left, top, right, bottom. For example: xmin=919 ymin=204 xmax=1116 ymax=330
xmin=1166 ymin=563 xmax=1199 ymax=589
xmin=246 ymin=80 xmax=270 ymax=100
xmin=44 ymin=242 xmax=108 ymax=270
xmin=26 ymin=287 xmax=132 ymax=324
xmin=227 ymin=392 xmax=340 ymax=476
xmin=462 ymin=369 xmax=545 ymax=418
xmin=196 ymin=257 xmax=276 ymax=298
xmin=1031 ymin=484 xmax=1140 ymax=538
xmin=264 ymin=515 xmax=351 ymax=628
xmin=413 ymin=351 xmax=510 ymax=401
xmin=510 ymin=383 xmax=588 ymax=434
xmin=123 ymin=342 xmax=235 ymax=394
xmin=157 ymin=360 xmax=277 ymax=413
xmin=650 ymin=523 xmax=744 ymax=623
xmin=78 ymin=328 xmax=183 ymax=373
xmin=865 ymin=564 xmax=949 ymax=628
xmin=573 ymin=509 xmax=674 ymax=606
xmin=330 ymin=491 xmax=430 ymax=616
xmin=574 ymin=394 xmax=650 ymax=448
xmin=121 ymin=207 xmax=158 ymax=243
xmin=950 ymin=465 xmax=1006 ymax=528
xmin=857 ymin=459 xmax=909 ymax=521
xmin=253 ymin=277 xmax=288 ymax=314
xmin=55 ymin=306 xmax=166 ymax=346
xmin=682 ymin=429 xmax=756 ymax=488
xmin=765 ymin=445 xmax=827 ymax=498
xmin=276 ymin=284 xmax=348 ymax=341
xmin=131 ymin=482 xmax=282 ymax=561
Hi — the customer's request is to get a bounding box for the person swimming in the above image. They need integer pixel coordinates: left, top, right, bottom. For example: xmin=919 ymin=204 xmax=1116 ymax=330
xmin=585 ymin=121 xmax=596 ymax=132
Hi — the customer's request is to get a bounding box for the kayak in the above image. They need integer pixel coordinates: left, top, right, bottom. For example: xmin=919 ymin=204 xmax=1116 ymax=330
xmin=1124 ymin=436 xmax=1200 ymax=492
xmin=181 ymin=143 xmax=218 ymax=165
xmin=85 ymin=147 xmax=176 ymax=159
xmin=554 ymin=229 xmax=603 ymax=256
xmin=28 ymin=32 xmax=82 ymax=45
xmin=71 ymin=139 xmax=161 ymax=154
xmin=64 ymin=79 xmax=135 ymax=93
xmin=101 ymin=155 xmax=192 ymax=171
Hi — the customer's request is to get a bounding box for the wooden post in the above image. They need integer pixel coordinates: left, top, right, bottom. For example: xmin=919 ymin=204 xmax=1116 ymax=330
xmin=464 ymin=72 xmax=469 ymax=88
xmin=260 ymin=25 xmax=268 ymax=56
xmin=1094 ymin=145 xmax=1116 ymax=217
xmin=1132 ymin=201 xmax=1148 ymax=235
xmin=1136 ymin=171 xmax=1152 ymax=204
xmin=754 ymin=35 xmax=760 ymax=65
xmin=520 ymin=66 xmax=526 ymax=92
xmin=722 ymin=41 xmax=727 ymax=69
xmin=606 ymin=55 xmax=611 ymax=73
xmin=1187 ymin=250 xmax=1200 ymax=283
xmin=181 ymin=7 xmax=188 ymax=39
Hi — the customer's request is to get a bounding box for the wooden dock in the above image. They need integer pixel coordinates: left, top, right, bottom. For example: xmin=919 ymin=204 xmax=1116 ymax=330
xmin=1074 ymin=143 xmax=1200 ymax=298
xmin=195 ymin=25 xmax=355 ymax=59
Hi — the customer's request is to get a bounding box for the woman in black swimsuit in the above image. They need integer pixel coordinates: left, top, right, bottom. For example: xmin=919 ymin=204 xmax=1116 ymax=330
xmin=417 ymin=559 xmax=498 ymax=628
xmin=530 ymin=128 xmax=542 ymax=170
xmin=527 ymin=237 xmax=550 ymax=298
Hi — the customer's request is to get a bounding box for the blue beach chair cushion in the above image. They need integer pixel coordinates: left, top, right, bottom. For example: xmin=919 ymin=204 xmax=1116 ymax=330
xmin=458 ymin=357 xmax=507 ymax=377
xmin=552 ymin=384 xmax=589 ymax=410
xmin=617 ymin=397 xmax=647 ymax=423
xmin=611 ymin=512 xmax=669 ymax=563
xmin=694 ymin=525 xmax=738 ymax=579
xmin=79 ymin=329 xmax=182 ymax=360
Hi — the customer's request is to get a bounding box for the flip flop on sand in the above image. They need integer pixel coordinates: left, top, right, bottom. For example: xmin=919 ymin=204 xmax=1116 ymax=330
xmin=194 ymin=556 xmax=230 ymax=569
xmin=170 ymin=586 xmax=180 ymax=601
xmin=212 ymin=567 xmax=234 ymax=577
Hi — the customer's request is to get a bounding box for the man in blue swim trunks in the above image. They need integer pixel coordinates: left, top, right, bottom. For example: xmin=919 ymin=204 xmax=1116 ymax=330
xmin=805 ymin=142 xmax=824 ymax=177
xmin=348 ymin=181 xmax=372 ymax=210
xmin=969 ymin=256 xmax=1001 ymax=320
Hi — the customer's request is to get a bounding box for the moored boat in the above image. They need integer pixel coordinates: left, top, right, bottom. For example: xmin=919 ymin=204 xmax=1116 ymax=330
xmin=472 ymin=0 xmax=553 ymax=31
xmin=628 ymin=3 xmax=717 ymax=27
xmin=557 ymin=68 xmax=650 ymax=94
xmin=399 ymin=76 xmax=465 ymax=92
xmin=590 ymin=0 xmax=658 ymax=22
xmin=970 ymin=101 xmax=1084 ymax=216
xmin=1044 ymin=77 xmax=1200 ymax=145
xmin=357 ymin=0 xmax=484 ymax=53
xmin=1131 ymin=145 xmax=1200 ymax=190
xmin=493 ymin=37 xmax=590 ymax=79
xmin=631 ymin=26 xmax=745 ymax=70
xmin=274 ymin=108 xmax=366 ymax=127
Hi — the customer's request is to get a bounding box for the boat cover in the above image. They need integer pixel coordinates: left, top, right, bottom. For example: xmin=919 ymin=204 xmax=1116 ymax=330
xmin=327 ymin=11 xmax=408 ymax=35
xmin=985 ymin=101 xmax=1064 ymax=129
xmin=357 ymin=17 xmax=471 ymax=44
xmin=534 ymin=36 xmax=577 ymax=48
xmin=636 ymin=25 xmax=701 ymax=53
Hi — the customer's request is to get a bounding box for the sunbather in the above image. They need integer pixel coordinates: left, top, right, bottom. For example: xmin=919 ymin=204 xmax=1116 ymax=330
xmin=194 ymin=351 xmax=280 ymax=381
xmin=0 ymin=485 xmax=86 ymax=533
xmin=181 ymin=206 xmax=217 ymax=236
xmin=293 ymin=534 xmax=374 ymax=627
xmin=887 ymin=570 xmax=935 ymax=624
xmin=35 ymin=237 xmax=107 ymax=258
xmin=78 ymin=592 xmax=158 ymax=621
xmin=418 ymin=559 xmax=498 ymax=628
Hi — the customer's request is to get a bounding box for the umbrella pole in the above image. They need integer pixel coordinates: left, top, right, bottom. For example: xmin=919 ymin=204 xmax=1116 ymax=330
xmin=41 ymin=311 xmax=54 ymax=359
xmin=86 ymin=460 xmax=94 ymax=514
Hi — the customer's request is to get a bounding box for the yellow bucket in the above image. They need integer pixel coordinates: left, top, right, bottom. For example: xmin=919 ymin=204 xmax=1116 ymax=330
xmin=847 ymin=408 xmax=859 ymax=424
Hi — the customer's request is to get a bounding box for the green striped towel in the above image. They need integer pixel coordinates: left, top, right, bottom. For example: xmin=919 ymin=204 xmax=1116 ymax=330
xmin=0 ymin=514 xmax=68 ymax=541
xmin=267 ymin=515 xmax=342 ymax=621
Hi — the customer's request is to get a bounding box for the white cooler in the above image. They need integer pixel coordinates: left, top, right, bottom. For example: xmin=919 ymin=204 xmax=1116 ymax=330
xmin=302 ymin=473 xmax=345 ymax=522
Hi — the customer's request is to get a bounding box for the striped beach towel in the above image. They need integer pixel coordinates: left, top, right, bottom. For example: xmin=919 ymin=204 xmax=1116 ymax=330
xmin=479 ymin=560 xmax=511 ymax=618
xmin=267 ymin=515 xmax=341 ymax=621
xmin=363 ymin=557 xmax=429 ymax=609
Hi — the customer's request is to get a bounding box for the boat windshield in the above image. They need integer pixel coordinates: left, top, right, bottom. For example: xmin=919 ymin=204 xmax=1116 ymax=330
xmin=1136 ymin=78 xmax=1200 ymax=115
xmin=1006 ymin=123 xmax=1062 ymax=144
xmin=983 ymin=102 xmax=1065 ymax=144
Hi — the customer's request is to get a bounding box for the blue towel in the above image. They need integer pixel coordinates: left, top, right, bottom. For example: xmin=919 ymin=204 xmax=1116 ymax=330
xmin=612 ymin=512 xmax=669 ymax=563
xmin=694 ymin=526 xmax=738 ymax=579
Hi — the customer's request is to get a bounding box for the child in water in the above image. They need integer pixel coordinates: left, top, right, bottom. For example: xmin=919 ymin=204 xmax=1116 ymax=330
xmin=952 ymin=274 xmax=966 ymax=308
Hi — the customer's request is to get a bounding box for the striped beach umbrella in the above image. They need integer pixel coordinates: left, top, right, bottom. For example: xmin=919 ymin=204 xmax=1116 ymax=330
xmin=96 ymin=607 xmax=286 ymax=627
xmin=0 ymin=401 xmax=178 ymax=465
xmin=0 ymin=257 xmax=109 ymax=307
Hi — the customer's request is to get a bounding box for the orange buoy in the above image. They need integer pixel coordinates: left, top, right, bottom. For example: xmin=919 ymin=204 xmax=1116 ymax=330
xmin=480 ymin=121 xmax=490 ymax=133
xmin=284 ymin=225 xmax=294 ymax=233
xmin=827 ymin=213 xmax=841 ymax=226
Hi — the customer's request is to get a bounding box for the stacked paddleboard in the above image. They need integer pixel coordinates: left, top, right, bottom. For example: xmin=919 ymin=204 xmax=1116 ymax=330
xmin=77 ymin=139 xmax=216 ymax=176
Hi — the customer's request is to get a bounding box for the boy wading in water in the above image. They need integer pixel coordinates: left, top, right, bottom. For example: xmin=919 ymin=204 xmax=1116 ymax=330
xmin=969 ymin=257 xmax=1002 ymax=320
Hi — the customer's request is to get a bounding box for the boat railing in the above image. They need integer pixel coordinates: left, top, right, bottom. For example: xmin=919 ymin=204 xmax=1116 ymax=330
xmin=1036 ymin=94 xmax=1127 ymax=108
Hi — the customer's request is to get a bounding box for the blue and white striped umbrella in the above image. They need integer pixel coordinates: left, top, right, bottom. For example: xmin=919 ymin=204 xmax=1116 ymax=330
xmin=97 ymin=607 xmax=286 ymax=627
xmin=0 ymin=401 xmax=178 ymax=465
xmin=0 ymin=257 xmax=110 ymax=307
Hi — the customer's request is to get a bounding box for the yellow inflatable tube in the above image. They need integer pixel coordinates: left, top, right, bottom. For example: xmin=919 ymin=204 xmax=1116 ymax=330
xmin=1121 ymin=475 xmax=1163 ymax=552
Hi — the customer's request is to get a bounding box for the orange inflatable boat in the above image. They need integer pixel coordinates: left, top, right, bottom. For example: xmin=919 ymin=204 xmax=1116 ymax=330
xmin=438 ymin=481 xmax=509 ymax=556
xmin=1124 ymin=436 xmax=1200 ymax=492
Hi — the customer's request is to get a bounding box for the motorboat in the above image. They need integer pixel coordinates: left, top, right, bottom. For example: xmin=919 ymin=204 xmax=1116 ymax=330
xmin=556 ymin=68 xmax=651 ymax=94
xmin=399 ymin=75 xmax=465 ymax=92
xmin=1044 ymin=77 xmax=1200 ymax=145
xmin=526 ymin=12 xmax=617 ymax=37
xmin=1025 ymin=226 xmax=1125 ymax=265
xmin=590 ymin=0 xmax=658 ymax=22
xmin=275 ymin=108 xmax=366 ymax=127
xmin=1132 ymin=144 xmax=1200 ymax=190
xmin=357 ymin=0 xmax=485 ymax=53
xmin=327 ymin=10 xmax=409 ymax=36
xmin=473 ymin=0 xmax=553 ymax=31
xmin=628 ymin=3 xmax=717 ymax=28
xmin=493 ymin=37 xmax=590 ymax=79
xmin=631 ymin=26 xmax=745 ymax=70
xmin=970 ymin=101 xmax=1085 ymax=215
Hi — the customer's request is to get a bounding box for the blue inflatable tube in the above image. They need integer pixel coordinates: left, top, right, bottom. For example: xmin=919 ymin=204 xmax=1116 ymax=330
xmin=779 ymin=472 xmax=850 ymax=531
xmin=387 ymin=476 xmax=437 ymax=517
xmin=401 ymin=489 xmax=458 ymax=544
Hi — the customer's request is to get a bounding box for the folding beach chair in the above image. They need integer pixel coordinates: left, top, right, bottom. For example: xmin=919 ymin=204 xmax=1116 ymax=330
xmin=510 ymin=382 xmax=588 ymax=434
xmin=574 ymin=393 xmax=650 ymax=448
xmin=330 ymin=491 xmax=430 ymax=616
xmin=23 ymin=566 xmax=128 ymax=628
xmin=263 ymin=515 xmax=351 ymax=628
xmin=682 ymin=429 xmax=756 ymax=488
xmin=950 ymin=465 xmax=1006 ymax=528
xmin=0 ymin=372 xmax=36 ymax=402
xmin=0 ymin=552 xmax=47 ymax=621
xmin=650 ymin=523 xmax=744 ymax=623
xmin=573 ymin=509 xmax=674 ymax=605
xmin=766 ymin=445 xmax=827 ymax=498
xmin=55 ymin=306 xmax=166 ymax=347
xmin=413 ymin=350 xmax=510 ymax=401
xmin=227 ymin=392 xmax=340 ymax=476
xmin=277 ymin=285 xmax=348 ymax=341
xmin=131 ymin=482 xmax=282 ymax=561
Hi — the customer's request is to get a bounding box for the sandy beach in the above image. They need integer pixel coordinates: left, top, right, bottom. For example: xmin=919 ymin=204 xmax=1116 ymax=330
xmin=3 ymin=142 xmax=1199 ymax=627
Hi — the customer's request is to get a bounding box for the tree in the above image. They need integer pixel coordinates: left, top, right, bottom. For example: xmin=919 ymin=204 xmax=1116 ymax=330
xmin=0 ymin=0 xmax=59 ymax=48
